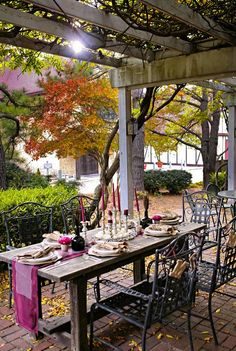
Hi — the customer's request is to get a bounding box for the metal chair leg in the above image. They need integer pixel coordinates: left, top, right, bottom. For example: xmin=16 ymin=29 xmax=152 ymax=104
xmin=8 ymin=266 xmax=12 ymax=309
xmin=51 ymin=282 xmax=56 ymax=294
xmin=208 ymin=292 xmax=218 ymax=345
xmin=141 ymin=327 xmax=147 ymax=351
xmin=187 ymin=309 xmax=194 ymax=351
xmin=89 ymin=305 xmax=95 ymax=351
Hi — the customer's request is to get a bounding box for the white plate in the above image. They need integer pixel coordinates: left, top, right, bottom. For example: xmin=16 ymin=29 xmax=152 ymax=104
xmin=88 ymin=245 xmax=128 ymax=257
xmin=42 ymin=239 xmax=61 ymax=248
xmin=144 ymin=228 xmax=178 ymax=237
xmin=160 ymin=219 xmax=180 ymax=225
xmin=17 ymin=251 xmax=60 ymax=265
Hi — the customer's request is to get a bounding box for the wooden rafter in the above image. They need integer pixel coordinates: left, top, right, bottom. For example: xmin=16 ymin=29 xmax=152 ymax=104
xmin=142 ymin=0 xmax=236 ymax=45
xmin=0 ymin=36 xmax=121 ymax=67
xmin=0 ymin=4 xmax=105 ymax=49
xmin=25 ymin=0 xmax=193 ymax=53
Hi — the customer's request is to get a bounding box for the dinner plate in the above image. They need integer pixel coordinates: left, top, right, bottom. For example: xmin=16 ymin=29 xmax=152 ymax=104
xmin=17 ymin=251 xmax=60 ymax=265
xmin=144 ymin=228 xmax=177 ymax=237
xmin=42 ymin=238 xmax=61 ymax=248
xmin=160 ymin=218 xmax=180 ymax=225
xmin=88 ymin=245 xmax=128 ymax=257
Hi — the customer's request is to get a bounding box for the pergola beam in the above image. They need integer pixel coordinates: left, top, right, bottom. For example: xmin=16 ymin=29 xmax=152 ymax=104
xmin=110 ymin=46 xmax=236 ymax=89
xmin=26 ymin=0 xmax=193 ymax=54
xmin=142 ymin=0 xmax=236 ymax=45
xmin=0 ymin=4 xmax=105 ymax=50
xmin=0 ymin=36 xmax=121 ymax=67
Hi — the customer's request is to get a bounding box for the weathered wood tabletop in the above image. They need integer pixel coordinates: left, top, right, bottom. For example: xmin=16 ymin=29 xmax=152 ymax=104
xmin=0 ymin=222 xmax=206 ymax=351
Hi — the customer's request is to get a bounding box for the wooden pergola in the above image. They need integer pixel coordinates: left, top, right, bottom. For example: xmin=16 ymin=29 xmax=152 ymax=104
xmin=1 ymin=0 xmax=236 ymax=211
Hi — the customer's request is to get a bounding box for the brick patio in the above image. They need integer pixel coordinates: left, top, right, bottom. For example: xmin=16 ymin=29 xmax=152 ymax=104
xmin=0 ymin=193 xmax=236 ymax=351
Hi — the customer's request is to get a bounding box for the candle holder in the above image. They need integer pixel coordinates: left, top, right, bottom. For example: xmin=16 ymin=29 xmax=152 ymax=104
xmin=108 ymin=219 xmax=113 ymax=238
xmin=81 ymin=221 xmax=89 ymax=246
xmin=124 ymin=209 xmax=128 ymax=233
xmin=113 ymin=207 xmax=118 ymax=236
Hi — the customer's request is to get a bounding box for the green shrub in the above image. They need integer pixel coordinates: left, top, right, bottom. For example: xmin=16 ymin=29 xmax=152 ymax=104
xmin=6 ymin=162 xmax=49 ymax=189
xmin=164 ymin=170 xmax=192 ymax=194
xmin=144 ymin=169 xmax=192 ymax=194
xmin=0 ymin=184 xmax=77 ymax=250
xmin=144 ymin=170 xmax=163 ymax=194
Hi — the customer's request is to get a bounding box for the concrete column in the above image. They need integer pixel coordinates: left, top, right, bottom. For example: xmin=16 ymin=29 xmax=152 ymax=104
xmin=118 ymin=87 xmax=133 ymax=215
xmin=224 ymin=94 xmax=236 ymax=190
xmin=228 ymin=105 xmax=236 ymax=189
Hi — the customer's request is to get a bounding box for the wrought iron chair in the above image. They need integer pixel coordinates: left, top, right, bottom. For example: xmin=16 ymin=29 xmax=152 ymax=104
xmin=197 ymin=215 xmax=236 ymax=345
xmin=182 ymin=190 xmax=222 ymax=228
xmin=206 ymin=183 xmax=233 ymax=223
xmin=61 ymin=194 xmax=100 ymax=234
xmin=90 ymin=232 xmax=203 ymax=351
xmin=2 ymin=202 xmax=53 ymax=308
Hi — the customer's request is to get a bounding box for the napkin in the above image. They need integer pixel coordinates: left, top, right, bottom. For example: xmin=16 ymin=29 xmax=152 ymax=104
xmin=17 ymin=246 xmax=54 ymax=259
xmin=161 ymin=211 xmax=179 ymax=220
xmin=42 ymin=231 xmax=61 ymax=241
xmin=96 ymin=241 xmax=128 ymax=252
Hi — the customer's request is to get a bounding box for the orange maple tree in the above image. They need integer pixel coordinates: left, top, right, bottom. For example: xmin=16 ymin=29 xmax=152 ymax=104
xmin=24 ymin=70 xmax=118 ymax=164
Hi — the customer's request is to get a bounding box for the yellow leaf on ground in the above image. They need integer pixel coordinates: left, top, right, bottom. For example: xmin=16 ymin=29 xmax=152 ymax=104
xmin=156 ymin=333 xmax=163 ymax=340
xmin=201 ymin=331 xmax=209 ymax=334
xmin=215 ymin=308 xmax=221 ymax=313
xmin=166 ymin=334 xmax=174 ymax=339
xmin=204 ymin=336 xmax=213 ymax=342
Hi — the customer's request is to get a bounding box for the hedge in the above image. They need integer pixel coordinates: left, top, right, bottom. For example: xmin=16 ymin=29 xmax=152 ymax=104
xmin=0 ymin=185 xmax=77 ymax=250
xmin=144 ymin=169 xmax=192 ymax=194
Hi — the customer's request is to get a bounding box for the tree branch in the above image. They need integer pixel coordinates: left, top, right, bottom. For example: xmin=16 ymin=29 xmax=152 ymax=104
xmin=150 ymin=129 xmax=201 ymax=151
xmin=145 ymin=84 xmax=185 ymax=122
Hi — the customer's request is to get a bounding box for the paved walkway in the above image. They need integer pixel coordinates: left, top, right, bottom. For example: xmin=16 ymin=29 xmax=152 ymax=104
xmin=0 ymin=193 xmax=236 ymax=351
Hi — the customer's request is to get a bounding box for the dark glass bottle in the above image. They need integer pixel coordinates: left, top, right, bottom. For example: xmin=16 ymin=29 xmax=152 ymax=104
xmin=72 ymin=226 xmax=85 ymax=251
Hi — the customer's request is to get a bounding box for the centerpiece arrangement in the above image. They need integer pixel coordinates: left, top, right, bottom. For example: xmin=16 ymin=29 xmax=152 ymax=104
xmin=95 ymin=183 xmax=141 ymax=242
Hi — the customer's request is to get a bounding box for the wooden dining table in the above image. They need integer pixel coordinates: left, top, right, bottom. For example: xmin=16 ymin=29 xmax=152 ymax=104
xmin=0 ymin=222 xmax=206 ymax=351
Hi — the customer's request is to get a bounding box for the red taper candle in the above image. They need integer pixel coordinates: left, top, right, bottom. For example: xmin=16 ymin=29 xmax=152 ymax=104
xmin=112 ymin=182 xmax=116 ymax=208
xmin=80 ymin=197 xmax=85 ymax=222
xmin=134 ymin=188 xmax=140 ymax=212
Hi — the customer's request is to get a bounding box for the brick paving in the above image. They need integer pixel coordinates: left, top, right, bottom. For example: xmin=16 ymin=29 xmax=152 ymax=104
xmin=0 ymin=193 xmax=236 ymax=351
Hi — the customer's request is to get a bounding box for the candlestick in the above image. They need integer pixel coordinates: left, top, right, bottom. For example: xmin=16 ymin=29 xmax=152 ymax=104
xmin=112 ymin=182 xmax=116 ymax=209
xmin=113 ymin=207 xmax=117 ymax=236
xmin=81 ymin=221 xmax=89 ymax=245
xmin=108 ymin=219 xmax=113 ymax=238
xmin=108 ymin=210 xmax=113 ymax=238
xmin=80 ymin=197 xmax=85 ymax=222
xmin=124 ymin=209 xmax=128 ymax=233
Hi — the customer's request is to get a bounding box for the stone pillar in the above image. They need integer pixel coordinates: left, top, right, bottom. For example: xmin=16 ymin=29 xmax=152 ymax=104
xmin=224 ymin=94 xmax=236 ymax=190
xmin=119 ymin=87 xmax=133 ymax=215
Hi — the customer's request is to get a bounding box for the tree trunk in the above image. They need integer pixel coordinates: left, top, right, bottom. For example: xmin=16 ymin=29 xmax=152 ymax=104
xmin=0 ymin=136 xmax=6 ymax=189
xmin=132 ymin=126 xmax=145 ymax=190
xmin=200 ymin=91 xmax=220 ymax=187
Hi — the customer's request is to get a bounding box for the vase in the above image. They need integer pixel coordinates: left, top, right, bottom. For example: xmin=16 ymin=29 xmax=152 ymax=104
xmin=61 ymin=244 xmax=69 ymax=252
xmin=71 ymin=234 xmax=85 ymax=251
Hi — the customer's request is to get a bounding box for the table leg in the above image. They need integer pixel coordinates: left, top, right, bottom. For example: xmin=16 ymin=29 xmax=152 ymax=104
xmin=133 ymin=258 xmax=145 ymax=283
xmin=69 ymin=277 xmax=88 ymax=351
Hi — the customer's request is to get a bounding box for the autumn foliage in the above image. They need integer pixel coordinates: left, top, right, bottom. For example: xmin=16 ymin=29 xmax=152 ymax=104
xmin=24 ymin=70 xmax=118 ymax=161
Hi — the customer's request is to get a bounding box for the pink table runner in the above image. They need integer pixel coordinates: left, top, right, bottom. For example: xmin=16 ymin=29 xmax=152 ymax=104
xmin=12 ymin=248 xmax=87 ymax=334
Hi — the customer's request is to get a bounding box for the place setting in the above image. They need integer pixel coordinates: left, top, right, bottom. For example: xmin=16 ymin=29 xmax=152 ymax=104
xmin=144 ymin=211 xmax=180 ymax=237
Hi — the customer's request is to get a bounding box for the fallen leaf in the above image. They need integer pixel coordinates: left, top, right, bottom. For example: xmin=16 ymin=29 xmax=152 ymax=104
xmin=166 ymin=334 xmax=174 ymax=339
